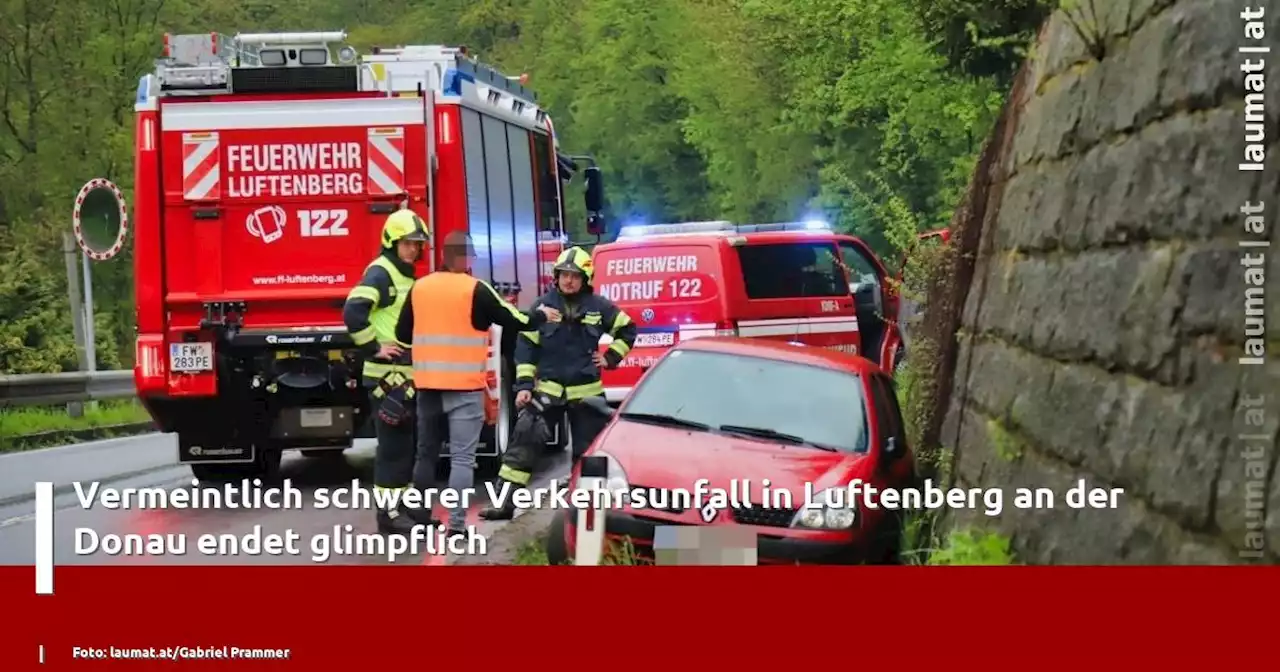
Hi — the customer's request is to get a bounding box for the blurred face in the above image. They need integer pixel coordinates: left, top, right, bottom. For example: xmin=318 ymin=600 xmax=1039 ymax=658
xmin=443 ymin=246 xmax=476 ymax=272
xmin=557 ymin=271 xmax=584 ymax=295
xmin=396 ymin=238 xmax=424 ymax=264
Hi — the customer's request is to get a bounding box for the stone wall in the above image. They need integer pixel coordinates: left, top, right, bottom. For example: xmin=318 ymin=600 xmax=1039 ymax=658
xmin=937 ymin=0 xmax=1279 ymax=563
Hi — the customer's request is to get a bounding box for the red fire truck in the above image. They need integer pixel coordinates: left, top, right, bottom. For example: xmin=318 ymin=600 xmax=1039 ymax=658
xmin=130 ymin=31 xmax=603 ymax=481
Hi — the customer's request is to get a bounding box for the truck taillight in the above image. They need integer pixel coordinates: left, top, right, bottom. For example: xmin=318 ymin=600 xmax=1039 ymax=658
xmin=135 ymin=334 xmax=167 ymax=393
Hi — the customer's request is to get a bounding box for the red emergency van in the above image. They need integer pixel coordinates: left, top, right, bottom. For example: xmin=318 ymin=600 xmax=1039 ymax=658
xmin=592 ymin=220 xmax=912 ymax=402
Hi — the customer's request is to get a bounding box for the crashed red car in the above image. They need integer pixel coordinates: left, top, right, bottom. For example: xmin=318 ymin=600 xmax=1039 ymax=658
xmin=553 ymin=336 xmax=917 ymax=565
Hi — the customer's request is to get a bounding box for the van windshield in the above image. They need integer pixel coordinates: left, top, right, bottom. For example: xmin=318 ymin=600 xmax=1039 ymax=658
xmin=735 ymin=242 xmax=850 ymax=299
xmin=622 ymin=349 xmax=869 ymax=453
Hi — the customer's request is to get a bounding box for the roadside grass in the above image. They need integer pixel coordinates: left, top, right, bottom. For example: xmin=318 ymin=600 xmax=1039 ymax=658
xmin=514 ymin=535 xmax=551 ymax=565
xmin=0 ymin=400 xmax=152 ymax=452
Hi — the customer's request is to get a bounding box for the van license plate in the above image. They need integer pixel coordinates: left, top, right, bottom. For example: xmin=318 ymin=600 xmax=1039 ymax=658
xmin=169 ymin=343 xmax=213 ymax=372
xmin=636 ymin=332 xmax=675 ymax=348
xmin=300 ymin=409 xmax=334 ymax=428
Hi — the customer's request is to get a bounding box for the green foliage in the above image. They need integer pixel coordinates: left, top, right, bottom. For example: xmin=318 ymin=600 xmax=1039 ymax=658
xmin=927 ymin=528 xmax=1015 ymax=565
xmin=0 ymin=0 xmax=1048 ymax=373
xmin=901 ymin=513 xmax=1016 ymax=565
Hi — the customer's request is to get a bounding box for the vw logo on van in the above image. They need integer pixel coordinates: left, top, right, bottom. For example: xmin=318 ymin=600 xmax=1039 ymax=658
xmin=641 ymin=308 xmax=655 ymax=323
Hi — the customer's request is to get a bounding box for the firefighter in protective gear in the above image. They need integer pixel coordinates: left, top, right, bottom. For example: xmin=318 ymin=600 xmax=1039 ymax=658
xmin=480 ymin=246 xmax=637 ymax=520
xmin=343 ymin=209 xmax=429 ymax=535
xmin=394 ymin=230 xmax=559 ymax=540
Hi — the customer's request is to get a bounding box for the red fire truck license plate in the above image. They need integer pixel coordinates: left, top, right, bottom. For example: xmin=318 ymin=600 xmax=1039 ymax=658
xmin=170 ymin=343 xmax=213 ymax=372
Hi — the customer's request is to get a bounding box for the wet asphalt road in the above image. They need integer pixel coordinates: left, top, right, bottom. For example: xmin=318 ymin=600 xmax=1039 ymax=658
xmin=0 ymin=434 xmax=571 ymax=566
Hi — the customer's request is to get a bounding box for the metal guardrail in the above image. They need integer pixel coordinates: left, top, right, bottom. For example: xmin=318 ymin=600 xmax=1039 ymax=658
xmin=0 ymin=370 xmax=137 ymax=408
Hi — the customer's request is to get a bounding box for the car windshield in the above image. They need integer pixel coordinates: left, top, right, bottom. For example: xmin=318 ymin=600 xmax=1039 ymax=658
xmin=621 ymin=349 xmax=869 ymax=453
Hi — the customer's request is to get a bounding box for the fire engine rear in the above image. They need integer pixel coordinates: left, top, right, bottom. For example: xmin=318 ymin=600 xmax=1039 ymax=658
xmin=130 ymin=31 xmax=604 ymax=481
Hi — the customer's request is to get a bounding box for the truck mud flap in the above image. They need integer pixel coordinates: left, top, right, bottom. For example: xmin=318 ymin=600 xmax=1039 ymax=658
xmin=179 ymin=436 xmax=257 ymax=464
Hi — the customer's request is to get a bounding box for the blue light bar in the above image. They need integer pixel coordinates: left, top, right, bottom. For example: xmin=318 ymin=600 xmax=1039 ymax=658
xmin=616 ymin=220 xmax=736 ymax=239
xmin=733 ymin=220 xmax=833 ymax=234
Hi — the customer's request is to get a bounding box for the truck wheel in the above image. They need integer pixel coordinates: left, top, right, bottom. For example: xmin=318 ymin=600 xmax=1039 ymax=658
xmin=544 ymin=509 xmax=570 ymax=565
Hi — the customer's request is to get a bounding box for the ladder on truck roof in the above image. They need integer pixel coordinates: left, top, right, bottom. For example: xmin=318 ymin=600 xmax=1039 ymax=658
xmin=146 ymin=31 xmax=540 ymax=107
xmin=361 ymin=45 xmax=538 ymax=106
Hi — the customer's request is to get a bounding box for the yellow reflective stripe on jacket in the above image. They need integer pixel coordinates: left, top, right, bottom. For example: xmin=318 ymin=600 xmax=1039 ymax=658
xmin=535 ymin=379 xmax=604 ymax=400
xmin=363 ymin=360 xmax=413 ymax=380
xmin=347 ymin=285 xmax=381 ymax=303
xmin=479 ymin=280 xmax=532 ymax=324
xmin=350 ymin=325 xmax=377 ymax=346
xmin=498 ymin=464 xmax=532 ymax=485
xmin=610 ymin=310 xmax=632 ymax=331
xmin=608 ymin=339 xmax=631 ymax=358
xmin=607 ymin=309 xmax=634 ymax=357
xmin=520 ymin=331 xmax=540 ymax=345
xmin=515 ymin=363 xmax=537 ymax=379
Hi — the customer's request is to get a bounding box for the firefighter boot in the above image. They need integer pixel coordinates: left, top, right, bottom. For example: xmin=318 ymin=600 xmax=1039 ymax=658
xmin=405 ymin=506 xmax=439 ymax=527
xmin=479 ymin=482 xmax=524 ymax=521
xmin=377 ymin=505 xmax=420 ymax=535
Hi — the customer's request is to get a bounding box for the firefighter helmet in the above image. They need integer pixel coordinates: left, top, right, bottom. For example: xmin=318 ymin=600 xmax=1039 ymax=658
xmin=553 ymin=246 xmax=594 ymax=283
xmin=381 ymin=209 xmax=429 ymax=248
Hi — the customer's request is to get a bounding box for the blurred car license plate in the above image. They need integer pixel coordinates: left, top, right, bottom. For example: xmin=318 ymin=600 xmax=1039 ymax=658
xmin=636 ymin=332 xmax=675 ymax=348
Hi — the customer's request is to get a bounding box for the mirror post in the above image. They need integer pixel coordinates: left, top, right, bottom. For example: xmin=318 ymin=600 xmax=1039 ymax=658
xmin=81 ymin=249 xmax=98 ymax=412
xmin=81 ymin=251 xmax=97 ymax=375
xmin=62 ymin=232 xmax=88 ymax=419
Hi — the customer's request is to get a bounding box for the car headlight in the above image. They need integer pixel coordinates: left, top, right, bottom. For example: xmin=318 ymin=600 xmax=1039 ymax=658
xmin=791 ymin=487 xmax=858 ymax=530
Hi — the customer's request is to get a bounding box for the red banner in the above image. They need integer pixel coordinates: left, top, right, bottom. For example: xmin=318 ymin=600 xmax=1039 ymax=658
xmin=2 ymin=566 xmax=1275 ymax=668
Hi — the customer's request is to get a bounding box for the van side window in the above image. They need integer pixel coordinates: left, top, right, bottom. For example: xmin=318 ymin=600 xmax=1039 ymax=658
xmin=736 ymin=242 xmax=851 ymax=299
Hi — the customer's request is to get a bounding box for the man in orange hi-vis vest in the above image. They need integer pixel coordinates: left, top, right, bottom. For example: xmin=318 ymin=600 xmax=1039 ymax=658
xmin=394 ymin=231 xmax=560 ymax=540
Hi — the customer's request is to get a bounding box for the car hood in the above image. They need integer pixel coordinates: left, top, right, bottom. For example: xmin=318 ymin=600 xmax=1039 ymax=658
xmin=598 ymin=419 xmax=869 ymax=501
